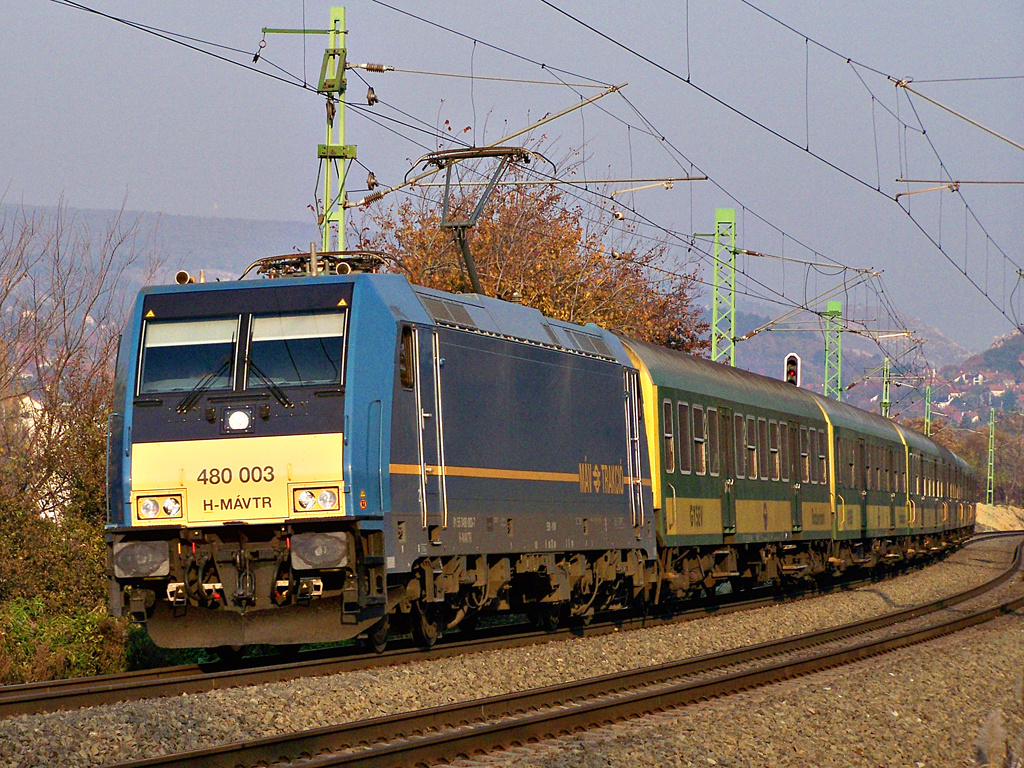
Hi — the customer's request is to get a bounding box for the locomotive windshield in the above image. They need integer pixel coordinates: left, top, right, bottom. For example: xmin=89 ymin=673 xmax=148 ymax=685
xmin=138 ymin=317 xmax=238 ymax=394
xmin=136 ymin=309 xmax=348 ymax=395
xmin=248 ymin=311 xmax=346 ymax=387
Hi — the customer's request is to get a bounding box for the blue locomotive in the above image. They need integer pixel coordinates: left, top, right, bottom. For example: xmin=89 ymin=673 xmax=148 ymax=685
xmin=106 ymin=255 xmax=975 ymax=650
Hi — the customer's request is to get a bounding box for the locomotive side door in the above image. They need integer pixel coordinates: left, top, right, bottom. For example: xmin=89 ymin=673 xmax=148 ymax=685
xmin=414 ymin=327 xmax=448 ymax=540
xmin=623 ymin=368 xmax=645 ymax=529
xmin=719 ymin=408 xmax=736 ymax=534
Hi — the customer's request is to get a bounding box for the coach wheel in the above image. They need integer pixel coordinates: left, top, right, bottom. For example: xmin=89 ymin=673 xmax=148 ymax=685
xmin=529 ymin=603 xmax=562 ymax=632
xmin=213 ymin=645 xmax=246 ymax=663
xmin=366 ymin=616 xmax=389 ymax=654
xmin=410 ymin=601 xmax=441 ymax=649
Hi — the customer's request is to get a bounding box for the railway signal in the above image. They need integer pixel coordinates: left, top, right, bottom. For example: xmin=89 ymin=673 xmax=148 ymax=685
xmin=784 ymin=352 xmax=801 ymax=386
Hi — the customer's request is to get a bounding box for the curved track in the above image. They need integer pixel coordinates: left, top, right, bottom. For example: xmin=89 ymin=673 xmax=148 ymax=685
xmin=92 ymin=533 xmax=1023 ymax=768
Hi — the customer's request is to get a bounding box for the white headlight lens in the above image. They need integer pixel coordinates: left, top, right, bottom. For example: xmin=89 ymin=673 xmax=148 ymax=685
xmin=318 ymin=489 xmax=338 ymax=510
xmin=139 ymin=498 xmax=160 ymax=519
xmin=162 ymin=497 xmax=181 ymax=517
xmin=297 ymin=490 xmax=317 ymax=510
xmin=227 ymin=410 xmax=251 ymax=431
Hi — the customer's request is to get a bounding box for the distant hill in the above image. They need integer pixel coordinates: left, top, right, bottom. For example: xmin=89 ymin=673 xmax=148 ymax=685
xmin=1 ymin=203 xmax=316 ymax=285
xmin=957 ymin=331 xmax=1024 ymax=382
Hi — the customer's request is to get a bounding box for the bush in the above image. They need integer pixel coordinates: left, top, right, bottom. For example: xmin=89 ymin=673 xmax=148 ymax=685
xmin=0 ymin=597 xmax=128 ymax=684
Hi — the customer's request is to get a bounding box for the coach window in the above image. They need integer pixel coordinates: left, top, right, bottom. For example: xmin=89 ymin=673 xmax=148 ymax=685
xmin=734 ymin=414 xmax=746 ymax=478
xmin=757 ymin=418 xmax=769 ymax=480
xmin=768 ymin=421 xmax=780 ymax=481
xmin=399 ymin=326 xmax=415 ymax=389
xmin=693 ymin=406 xmax=707 ymax=475
xmin=808 ymin=429 xmax=819 ymax=484
xmin=819 ymin=433 xmax=828 ymax=485
xmin=707 ymin=408 xmax=720 ymax=476
xmin=746 ymin=415 xmax=758 ymax=480
xmin=662 ymin=400 xmax=676 ymax=474
xmin=678 ymin=402 xmax=692 ymax=474
xmin=875 ymin=447 xmax=883 ymax=492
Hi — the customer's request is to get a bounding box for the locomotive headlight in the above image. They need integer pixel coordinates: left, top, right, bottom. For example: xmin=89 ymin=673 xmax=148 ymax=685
xmin=227 ymin=409 xmax=251 ymax=431
xmin=318 ymin=489 xmax=338 ymax=510
xmin=162 ymin=497 xmax=181 ymax=517
xmin=297 ymin=490 xmax=317 ymax=510
xmin=139 ymin=498 xmax=160 ymax=519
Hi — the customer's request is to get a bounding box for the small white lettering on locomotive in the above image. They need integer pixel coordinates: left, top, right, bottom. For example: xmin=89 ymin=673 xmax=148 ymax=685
xmin=202 ymin=496 xmax=274 ymax=511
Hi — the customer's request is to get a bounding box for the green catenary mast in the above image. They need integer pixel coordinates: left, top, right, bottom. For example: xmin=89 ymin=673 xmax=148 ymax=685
xmin=823 ymin=300 xmax=842 ymax=400
xmin=711 ymin=208 xmax=737 ymax=367
xmin=262 ymin=7 xmax=355 ymax=252
xmin=987 ymin=407 xmax=995 ymax=504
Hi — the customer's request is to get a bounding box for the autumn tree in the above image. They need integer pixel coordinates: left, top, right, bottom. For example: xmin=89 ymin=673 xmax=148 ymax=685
xmin=353 ymin=157 xmax=708 ymax=353
xmin=902 ymin=414 xmax=1024 ymax=506
xmin=0 ymin=202 xmax=158 ymax=681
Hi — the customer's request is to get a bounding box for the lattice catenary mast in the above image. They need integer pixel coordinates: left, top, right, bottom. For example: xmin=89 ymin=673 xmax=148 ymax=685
xmin=823 ymin=300 xmax=842 ymax=400
xmin=711 ymin=208 xmax=737 ymax=367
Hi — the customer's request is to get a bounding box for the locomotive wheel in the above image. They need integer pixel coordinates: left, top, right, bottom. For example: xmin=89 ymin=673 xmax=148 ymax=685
xmin=410 ymin=602 xmax=441 ymax=649
xmin=366 ymin=616 xmax=389 ymax=654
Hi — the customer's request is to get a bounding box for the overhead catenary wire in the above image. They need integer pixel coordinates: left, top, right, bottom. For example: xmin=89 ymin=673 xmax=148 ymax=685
xmin=50 ymin=0 xmax=932 ymax=379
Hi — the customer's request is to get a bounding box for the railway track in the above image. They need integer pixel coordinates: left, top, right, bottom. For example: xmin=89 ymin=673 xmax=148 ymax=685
xmin=8 ymin=539 xmax=979 ymax=721
xmin=92 ymin=533 xmax=1023 ymax=768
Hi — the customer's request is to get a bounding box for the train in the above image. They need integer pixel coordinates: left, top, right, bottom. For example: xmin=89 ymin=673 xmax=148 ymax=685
xmin=105 ymin=252 xmax=977 ymax=651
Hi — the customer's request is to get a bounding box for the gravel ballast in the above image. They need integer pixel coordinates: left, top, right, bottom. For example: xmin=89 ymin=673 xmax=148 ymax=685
xmin=0 ymin=537 xmax=1018 ymax=768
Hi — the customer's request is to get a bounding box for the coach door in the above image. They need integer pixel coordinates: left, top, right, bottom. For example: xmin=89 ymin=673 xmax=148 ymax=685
xmin=414 ymin=328 xmax=448 ymax=539
xmin=788 ymin=422 xmax=802 ymax=532
xmin=623 ymin=369 xmax=645 ymax=529
xmin=857 ymin=439 xmax=869 ymax=538
xmin=719 ymin=408 xmax=736 ymax=534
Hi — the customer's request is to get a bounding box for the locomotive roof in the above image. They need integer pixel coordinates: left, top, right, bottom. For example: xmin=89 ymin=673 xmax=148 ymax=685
xmin=407 ymin=284 xmax=634 ymax=366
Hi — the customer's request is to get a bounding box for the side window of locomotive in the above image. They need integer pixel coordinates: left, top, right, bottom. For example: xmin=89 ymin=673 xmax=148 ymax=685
xmin=662 ymin=400 xmax=676 ymax=474
xmin=248 ymin=310 xmax=347 ymax=388
xmin=746 ymin=415 xmax=758 ymax=480
xmin=734 ymin=414 xmax=745 ymax=479
xmin=139 ymin=317 xmax=238 ymax=394
xmin=693 ymin=406 xmax=707 ymax=476
xmin=399 ymin=326 xmax=415 ymax=389
xmin=707 ymin=408 xmax=720 ymax=476
xmin=678 ymin=403 xmax=692 ymax=474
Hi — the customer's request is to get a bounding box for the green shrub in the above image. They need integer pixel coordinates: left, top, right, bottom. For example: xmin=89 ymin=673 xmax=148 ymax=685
xmin=0 ymin=597 xmax=128 ymax=684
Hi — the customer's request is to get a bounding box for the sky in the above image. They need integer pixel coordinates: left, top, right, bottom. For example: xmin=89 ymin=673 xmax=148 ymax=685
xmin=3 ymin=1 xmax=1023 ymax=358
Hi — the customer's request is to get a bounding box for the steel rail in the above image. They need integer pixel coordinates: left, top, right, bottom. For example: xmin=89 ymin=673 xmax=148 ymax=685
xmin=2 ymin=533 xmax=1010 ymax=719
xmin=100 ymin=536 xmax=1022 ymax=768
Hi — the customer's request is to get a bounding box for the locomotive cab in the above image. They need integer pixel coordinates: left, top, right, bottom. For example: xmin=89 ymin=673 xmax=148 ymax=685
xmin=107 ymin=273 xmax=393 ymax=648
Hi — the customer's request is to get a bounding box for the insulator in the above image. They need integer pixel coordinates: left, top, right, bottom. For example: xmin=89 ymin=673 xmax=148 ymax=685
xmin=362 ymin=63 xmax=392 ymax=73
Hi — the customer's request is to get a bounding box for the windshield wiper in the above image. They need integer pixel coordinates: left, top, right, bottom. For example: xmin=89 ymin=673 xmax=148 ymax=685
xmin=247 ymin=358 xmax=294 ymax=409
xmin=176 ymin=357 xmax=232 ymax=414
